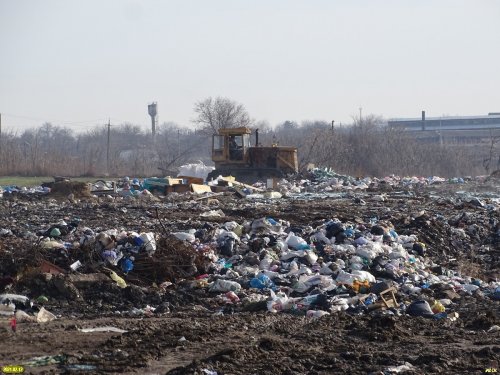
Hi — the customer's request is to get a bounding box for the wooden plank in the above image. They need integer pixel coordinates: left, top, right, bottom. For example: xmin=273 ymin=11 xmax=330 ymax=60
xmin=220 ymin=177 xmax=264 ymax=192
xmin=379 ymin=287 xmax=398 ymax=308
xmin=194 ymin=192 xmax=226 ymax=201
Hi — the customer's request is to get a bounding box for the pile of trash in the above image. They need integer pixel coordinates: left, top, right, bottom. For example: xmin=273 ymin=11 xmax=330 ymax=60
xmin=0 ymin=294 xmax=56 ymax=322
xmin=0 ymin=165 xmax=493 ymax=202
xmin=1 ymin=175 xmax=497 ymax=375
xmin=0 ymin=185 xmax=51 ymax=198
xmin=0 ymin=171 xmax=498 ymax=324
xmin=269 ymin=167 xmax=494 ymax=196
xmin=169 ymin=216 xmax=499 ymax=319
xmin=1 ymin=202 xmax=496 ymax=323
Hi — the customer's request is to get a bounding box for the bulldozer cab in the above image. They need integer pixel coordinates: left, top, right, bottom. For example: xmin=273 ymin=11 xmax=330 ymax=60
xmin=209 ymin=126 xmax=298 ymax=183
xmin=212 ymin=127 xmax=251 ymax=163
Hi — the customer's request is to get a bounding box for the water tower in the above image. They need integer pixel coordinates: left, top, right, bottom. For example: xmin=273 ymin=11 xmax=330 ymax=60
xmin=148 ymin=102 xmax=158 ymax=138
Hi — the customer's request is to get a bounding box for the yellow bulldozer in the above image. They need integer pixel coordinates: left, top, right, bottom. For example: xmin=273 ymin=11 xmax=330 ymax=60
xmin=207 ymin=127 xmax=298 ymax=182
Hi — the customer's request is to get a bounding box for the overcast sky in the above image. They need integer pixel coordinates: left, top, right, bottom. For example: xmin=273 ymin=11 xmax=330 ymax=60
xmin=1 ymin=0 xmax=499 ymax=132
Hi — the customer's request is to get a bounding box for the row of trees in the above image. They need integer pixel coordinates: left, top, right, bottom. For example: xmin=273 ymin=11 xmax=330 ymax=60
xmin=0 ymin=97 xmax=497 ymax=178
xmin=0 ymin=122 xmax=210 ymax=177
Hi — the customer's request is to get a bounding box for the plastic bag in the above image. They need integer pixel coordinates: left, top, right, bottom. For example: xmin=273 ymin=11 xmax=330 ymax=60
xmin=173 ymin=232 xmax=196 ymax=242
xmin=431 ymin=301 xmax=446 ymax=313
xmin=306 ymin=310 xmax=330 ymax=319
xmin=140 ymin=232 xmax=156 ymax=254
xmin=352 ymin=270 xmax=376 ymax=283
xmin=250 ymin=273 xmax=275 ymax=290
xmin=285 ymin=232 xmax=308 ymax=249
xmin=110 ymin=271 xmax=127 ymax=288
xmin=37 ymin=307 xmax=57 ymax=323
xmin=209 ymin=279 xmax=241 ymax=293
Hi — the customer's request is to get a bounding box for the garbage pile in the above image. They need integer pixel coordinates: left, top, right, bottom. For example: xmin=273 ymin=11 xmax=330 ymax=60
xmin=0 ymin=185 xmax=51 ymax=198
xmin=0 ymin=194 xmax=497 ymax=323
xmin=168 ymin=215 xmax=499 ymax=319
xmin=1 ymin=176 xmax=498 ymax=375
xmin=270 ymin=167 xmax=494 ymax=196
xmin=0 ymin=172 xmax=498 ymax=321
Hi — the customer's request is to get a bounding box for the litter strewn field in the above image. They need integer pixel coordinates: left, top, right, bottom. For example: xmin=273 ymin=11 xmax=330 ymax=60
xmin=0 ymin=174 xmax=498 ymax=374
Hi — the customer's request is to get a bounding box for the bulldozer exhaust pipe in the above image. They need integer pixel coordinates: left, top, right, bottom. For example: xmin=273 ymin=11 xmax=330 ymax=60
xmin=255 ymin=129 xmax=259 ymax=146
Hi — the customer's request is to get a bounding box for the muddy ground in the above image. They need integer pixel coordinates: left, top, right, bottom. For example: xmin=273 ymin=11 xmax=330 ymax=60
xmin=0 ymin=180 xmax=499 ymax=374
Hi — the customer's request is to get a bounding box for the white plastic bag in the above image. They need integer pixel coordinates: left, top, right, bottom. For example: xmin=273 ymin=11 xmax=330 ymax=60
xmin=140 ymin=232 xmax=157 ymax=253
xmin=37 ymin=307 xmax=57 ymax=323
xmin=285 ymin=232 xmax=307 ymax=249
xmin=209 ymin=279 xmax=241 ymax=293
xmin=352 ymin=270 xmax=376 ymax=283
xmin=173 ymin=232 xmax=196 ymax=242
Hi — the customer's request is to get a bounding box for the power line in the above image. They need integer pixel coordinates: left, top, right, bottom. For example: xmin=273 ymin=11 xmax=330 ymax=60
xmin=1 ymin=113 xmax=194 ymax=134
xmin=1 ymin=113 xmax=108 ymax=126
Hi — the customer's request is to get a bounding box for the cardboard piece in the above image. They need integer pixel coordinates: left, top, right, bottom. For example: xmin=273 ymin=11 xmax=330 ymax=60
xmin=190 ymin=184 xmax=212 ymax=194
xmin=39 ymin=260 xmax=65 ymax=275
xmin=178 ymin=176 xmax=204 ymax=185
xmin=166 ymin=178 xmax=184 ymax=186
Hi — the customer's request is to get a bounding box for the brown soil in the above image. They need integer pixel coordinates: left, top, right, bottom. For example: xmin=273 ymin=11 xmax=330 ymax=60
xmin=46 ymin=181 xmax=92 ymax=197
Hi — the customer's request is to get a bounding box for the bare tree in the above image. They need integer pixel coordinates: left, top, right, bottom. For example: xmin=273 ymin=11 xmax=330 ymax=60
xmin=0 ymin=112 xmax=491 ymax=178
xmin=154 ymin=122 xmax=210 ymax=174
xmin=251 ymin=120 xmax=272 ymax=135
xmin=193 ymin=97 xmax=252 ymax=134
xmin=482 ymin=129 xmax=500 ymax=173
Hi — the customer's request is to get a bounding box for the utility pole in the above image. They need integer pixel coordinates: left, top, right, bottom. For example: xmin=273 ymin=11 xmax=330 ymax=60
xmin=177 ymin=129 xmax=180 ymax=157
xmin=107 ymin=119 xmax=111 ymax=175
xmin=439 ymin=118 xmax=443 ymax=146
xmin=331 ymin=120 xmax=335 ymax=131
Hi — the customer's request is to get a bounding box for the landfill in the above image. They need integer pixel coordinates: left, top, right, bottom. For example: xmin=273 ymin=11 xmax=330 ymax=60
xmin=0 ymin=171 xmax=498 ymax=374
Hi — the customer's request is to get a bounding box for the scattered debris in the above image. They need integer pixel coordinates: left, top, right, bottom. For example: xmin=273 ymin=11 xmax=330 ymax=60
xmin=79 ymin=327 xmax=127 ymax=333
xmin=0 ymin=172 xmax=498 ymax=374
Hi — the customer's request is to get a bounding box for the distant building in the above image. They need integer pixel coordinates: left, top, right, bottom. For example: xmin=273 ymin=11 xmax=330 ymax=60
xmin=388 ymin=113 xmax=500 ymax=144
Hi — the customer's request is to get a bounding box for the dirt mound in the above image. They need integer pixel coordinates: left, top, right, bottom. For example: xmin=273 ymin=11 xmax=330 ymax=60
xmin=47 ymin=181 xmax=91 ymax=197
